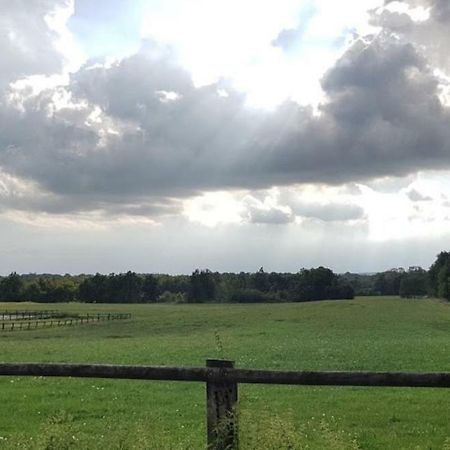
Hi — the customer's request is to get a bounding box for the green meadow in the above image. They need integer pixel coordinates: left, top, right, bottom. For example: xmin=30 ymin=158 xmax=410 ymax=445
xmin=0 ymin=297 xmax=449 ymax=449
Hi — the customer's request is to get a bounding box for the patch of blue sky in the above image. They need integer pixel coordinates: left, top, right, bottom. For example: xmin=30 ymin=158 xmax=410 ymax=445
xmin=303 ymin=31 xmax=350 ymax=51
xmin=68 ymin=0 xmax=148 ymax=60
xmin=332 ymin=30 xmax=352 ymax=50
xmin=275 ymin=2 xmax=351 ymax=58
xmin=293 ymin=1 xmax=319 ymax=42
xmin=271 ymin=2 xmax=317 ymax=49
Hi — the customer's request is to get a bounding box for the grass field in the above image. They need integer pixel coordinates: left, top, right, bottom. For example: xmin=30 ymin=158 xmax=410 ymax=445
xmin=0 ymin=297 xmax=449 ymax=449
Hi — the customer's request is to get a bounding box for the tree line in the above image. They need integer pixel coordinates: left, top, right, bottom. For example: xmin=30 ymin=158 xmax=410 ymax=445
xmin=0 ymin=267 xmax=353 ymax=303
xmin=0 ymin=252 xmax=448 ymax=303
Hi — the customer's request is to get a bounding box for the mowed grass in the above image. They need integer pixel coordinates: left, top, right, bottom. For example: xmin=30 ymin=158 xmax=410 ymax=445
xmin=0 ymin=297 xmax=449 ymax=449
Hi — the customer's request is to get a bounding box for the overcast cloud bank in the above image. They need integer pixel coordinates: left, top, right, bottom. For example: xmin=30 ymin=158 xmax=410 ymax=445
xmin=0 ymin=0 xmax=449 ymax=222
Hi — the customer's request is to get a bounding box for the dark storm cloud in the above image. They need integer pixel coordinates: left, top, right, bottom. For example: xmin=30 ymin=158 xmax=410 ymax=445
xmin=1 ymin=2 xmax=450 ymax=217
xmin=70 ymin=41 xmax=194 ymax=120
xmin=0 ymin=187 xmax=181 ymax=217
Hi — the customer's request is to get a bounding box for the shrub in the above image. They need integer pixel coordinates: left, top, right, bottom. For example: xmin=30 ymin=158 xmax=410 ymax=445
xmin=157 ymin=291 xmax=187 ymax=303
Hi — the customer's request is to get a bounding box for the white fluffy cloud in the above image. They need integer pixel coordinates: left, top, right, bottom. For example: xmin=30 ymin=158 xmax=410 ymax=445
xmin=0 ymin=0 xmax=82 ymax=89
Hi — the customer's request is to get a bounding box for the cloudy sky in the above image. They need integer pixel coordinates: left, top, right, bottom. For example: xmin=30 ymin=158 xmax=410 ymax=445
xmin=1 ymin=0 xmax=450 ymax=274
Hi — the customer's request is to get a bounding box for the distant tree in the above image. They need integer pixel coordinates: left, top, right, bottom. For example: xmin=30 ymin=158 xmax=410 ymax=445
xmin=78 ymin=273 xmax=109 ymax=303
xmin=251 ymin=267 xmax=270 ymax=292
xmin=429 ymin=251 xmax=450 ymax=299
xmin=189 ymin=269 xmax=216 ymax=303
xmin=338 ymin=272 xmax=377 ymax=296
xmin=292 ymin=267 xmax=354 ymax=302
xmin=374 ymin=273 xmax=388 ymax=295
xmin=156 ymin=274 xmax=190 ymax=295
xmin=237 ymin=272 xmax=249 ymax=289
xmin=330 ymin=282 xmax=355 ymax=300
xmin=26 ymin=277 xmax=77 ymax=302
xmin=142 ymin=274 xmax=158 ymax=302
xmin=109 ymin=271 xmax=143 ymax=303
xmin=267 ymin=272 xmax=290 ymax=292
xmin=399 ymin=268 xmax=427 ymax=298
xmin=437 ymin=264 xmax=450 ymax=300
xmin=0 ymin=272 xmax=24 ymax=301
xmin=50 ymin=279 xmax=77 ymax=302
xmin=374 ymin=270 xmax=405 ymax=295
xmin=23 ymin=281 xmax=43 ymax=302
xmin=295 ymin=267 xmax=334 ymax=301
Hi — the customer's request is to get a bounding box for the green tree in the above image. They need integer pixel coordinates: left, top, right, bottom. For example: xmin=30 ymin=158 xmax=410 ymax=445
xmin=78 ymin=273 xmax=109 ymax=303
xmin=399 ymin=268 xmax=427 ymax=298
xmin=429 ymin=251 xmax=450 ymax=298
xmin=0 ymin=272 xmax=24 ymax=301
xmin=109 ymin=271 xmax=143 ymax=303
xmin=23 ymin=281 xmax=43 ymax=302
xmin=189 ymin=269 xmax=216 ymax=303
xmin=251 ymin=267 xmax=270 ymax=292
xmin=142 ymin=275 xmax=158 ymax=302
xmin=293 ymin=267 xmax=354 ymax=302
xmin=437 ymin=265 xmax=450 ymax=300
xmin=374 ymin=270 xmax=405 ymax=295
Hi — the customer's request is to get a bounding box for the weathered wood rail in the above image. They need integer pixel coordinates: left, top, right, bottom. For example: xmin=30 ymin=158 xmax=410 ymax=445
xmin=0 ymin=312 xmax=131 ymax=332
xmin=1 ymin=360 xmax=449 ymax=449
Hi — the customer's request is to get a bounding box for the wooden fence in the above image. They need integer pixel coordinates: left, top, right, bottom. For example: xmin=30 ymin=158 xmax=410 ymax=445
xmin=0 ymin=310 xmax=61 ymax=320
xmin=0 ymin=312 xmax=131 ymax=332
xmin=1 ymin=359 xmax=449 ymax=449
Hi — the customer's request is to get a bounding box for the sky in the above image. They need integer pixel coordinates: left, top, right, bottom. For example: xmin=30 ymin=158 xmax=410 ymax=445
xmin=1 ymin=0 xmax=450 ymax=274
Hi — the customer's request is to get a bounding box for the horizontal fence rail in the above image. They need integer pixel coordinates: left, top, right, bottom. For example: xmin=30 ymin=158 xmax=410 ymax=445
xmin=0 ymin=313 xmax=131 ymax=332
xmin=0 ymin=310 xmax=61 ymax=320
xmin=1 ymin=361 xmax=449 ymax=449
xmin=0 ymin=311 xmax=132 ymax=320
xmin=1 ymin=363 xmax=449 ymax=388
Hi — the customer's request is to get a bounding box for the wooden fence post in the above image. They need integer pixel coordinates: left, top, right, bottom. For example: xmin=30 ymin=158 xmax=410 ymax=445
xmin=206 ymin=359 xmax=238 ymax=450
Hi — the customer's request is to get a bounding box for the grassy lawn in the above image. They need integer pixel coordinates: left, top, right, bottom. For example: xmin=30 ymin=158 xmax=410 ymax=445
xmin=0 ymin=297 xmax=449 ymax=449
